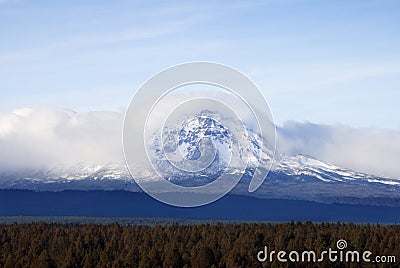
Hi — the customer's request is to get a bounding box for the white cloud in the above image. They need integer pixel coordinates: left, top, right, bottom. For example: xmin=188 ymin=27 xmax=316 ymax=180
xmin=0 ymin=107 xmax=123 ymax=171
xmin=277 ymin=121 xmax=400 ymax=179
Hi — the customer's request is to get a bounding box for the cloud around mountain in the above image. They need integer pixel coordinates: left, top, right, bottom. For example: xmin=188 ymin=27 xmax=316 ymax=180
xmin=0 ymin=107 xmax=123 ymax=171
xmin=0 ymin=107 xmax=399 ymax=179
xmin=277 ymin=121 xmax=400 ymax=179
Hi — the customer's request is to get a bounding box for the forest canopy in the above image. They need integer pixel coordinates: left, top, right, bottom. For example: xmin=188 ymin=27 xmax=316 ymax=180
xmin=0 ymin=222 xmax=399 ymax=268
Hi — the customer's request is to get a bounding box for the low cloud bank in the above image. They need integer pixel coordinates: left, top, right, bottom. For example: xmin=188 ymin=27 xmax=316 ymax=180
xmin=277 ymin=121 xmax=400 ymax=179
xmin=0 ymin=107 xmax=123 ymax=171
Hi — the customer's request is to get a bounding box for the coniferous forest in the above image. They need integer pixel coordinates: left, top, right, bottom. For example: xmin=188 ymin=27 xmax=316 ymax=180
xmin=0 ymin=222 xmax=399 ymax=268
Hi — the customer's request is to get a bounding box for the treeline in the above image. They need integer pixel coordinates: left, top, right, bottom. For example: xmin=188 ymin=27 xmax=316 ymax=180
xmin=0 ymin=222 xmax=399 ymax=267
xmin=0 ymin=216 xmax=225 ymax=226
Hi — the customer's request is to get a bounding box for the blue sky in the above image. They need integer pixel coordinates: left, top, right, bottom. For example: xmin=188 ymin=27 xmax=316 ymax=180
xmin=0 ymin=0 xmax=399 ymax=129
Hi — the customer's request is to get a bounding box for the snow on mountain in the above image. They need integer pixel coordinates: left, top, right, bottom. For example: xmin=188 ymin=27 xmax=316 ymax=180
xmin=146 ymin=110 xmax=275 ymax=186
xmin=0 ymin=162 xmax=130 ymax=189
xmin=273 ymin=154 xmax=400 ymax=185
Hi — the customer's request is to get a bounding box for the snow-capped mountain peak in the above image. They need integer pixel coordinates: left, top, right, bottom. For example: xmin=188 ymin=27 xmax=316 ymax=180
xmin=0 ymin=111 xmax=399 ymax=196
